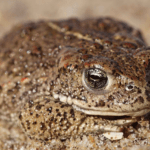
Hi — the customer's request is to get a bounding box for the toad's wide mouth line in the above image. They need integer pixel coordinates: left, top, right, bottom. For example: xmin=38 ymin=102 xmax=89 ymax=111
xmin=73 ymin=105 xmax=150 ymax=117
xmin=53 ymin=92 xmax=150 ymax=117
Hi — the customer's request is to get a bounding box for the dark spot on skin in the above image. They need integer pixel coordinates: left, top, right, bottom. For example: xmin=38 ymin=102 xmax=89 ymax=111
xmin=138 ymin=96 xmax=144 ymax=103
xmin=19 ymin=114 xmax=22 ymax=120
xmin=94 ymin=121 xmax=98 ymax=126
xmin=29 ymin=100 xmax=34 ymax=108
xmin=23 ymin=91 xmax=28 ymax=97
xmin=131 ymin=104 xmax=134 ymax=107
xmin=47 ymin=107 xmax=52 ymax=113
xmin=33 ymin=121 xmax=37 ymax=125
xmin=61 ymin=105 xmax=65 ymax=108
xmin=60 ymin=118 xmax=64 ymax=123
xmin=64 ymin=112 xmax=67 ymax=119
xmin=60 ymin=104 xmax=69 ymax=108
xmin=30 ymin=112 xmax=33 ymax=115
xmin=43 ymin=88 xmax=46 ymax=92
xmin=80 ymin=117 xmax=86 ymax=123
xmin=40 ymin=122 xmax=47 ymax=131
xmin=44 ymin=138 xmax=49 ymax=141
xmin=108 ymin=95 xmax=115 ymax=101
xmin=95 ymin=100 xmax=105 ymax=107
xmin=26 ymin=120 xmax=30 ymax=127
xmin=45 ymin=98 xmax=50 ymax=103
xmin=135 ymin=96 xmax=144 ymax=103
xmin=107 ymin=105 xmax=110 ymax=108
xmin=35 ymin=104 xmax=43 ymax=110
xmin=56 ymin=109 xmax=59 ymax=112
xmin=11 ymin=98 xmax=16 ymax=104
xmin=19 ymin=96 xmax=23 ymax=100
xmin=137 ymin=88 xmax=142 ymax=94
xmin=60 ymin=139 xmax=67 ymax=142
xmin=70 ymin=109 xmax=75 ymax=118
xmin=56 ymin=112 xmax=62 ymax=117
xmin=54 ymin=100 xmax=60 ymax=103
xmin=51 ymin=116 xmax=54 ymax=121
xmin=36 ymin=114 xmax=39 ymax=118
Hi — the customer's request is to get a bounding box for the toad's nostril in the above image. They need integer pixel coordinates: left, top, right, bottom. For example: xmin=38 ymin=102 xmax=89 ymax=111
xmin=125 ymin=83 xmax=134 ymax=91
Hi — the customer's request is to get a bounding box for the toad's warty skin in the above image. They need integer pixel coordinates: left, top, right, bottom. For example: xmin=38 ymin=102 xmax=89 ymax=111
xmin=0 ymin=17 xmax=150 ymax=142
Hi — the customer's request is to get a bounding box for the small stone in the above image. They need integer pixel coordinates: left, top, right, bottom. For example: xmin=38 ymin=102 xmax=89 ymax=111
xmin=103 ymin=132 xmax=123 ymax=141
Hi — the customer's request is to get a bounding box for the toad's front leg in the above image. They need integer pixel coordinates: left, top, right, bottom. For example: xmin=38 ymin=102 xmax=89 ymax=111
xmin=19 ymin=97 xmax=132 ymax=142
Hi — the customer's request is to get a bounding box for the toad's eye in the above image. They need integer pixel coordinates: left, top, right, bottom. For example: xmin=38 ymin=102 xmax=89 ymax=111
xmin=83 ymin=68 xmax=108 ymax=90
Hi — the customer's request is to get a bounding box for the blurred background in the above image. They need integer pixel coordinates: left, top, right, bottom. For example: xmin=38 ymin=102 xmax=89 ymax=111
xmin=0 ymin=0 xmax=150 ymax=44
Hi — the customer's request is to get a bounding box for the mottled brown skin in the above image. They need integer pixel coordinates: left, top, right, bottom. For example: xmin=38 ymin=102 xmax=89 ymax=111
xmin=0 ymin=18 xmax=150 ymax=143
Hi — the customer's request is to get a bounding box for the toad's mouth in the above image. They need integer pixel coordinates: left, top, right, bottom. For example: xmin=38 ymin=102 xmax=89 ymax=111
xmin=73 ymin=104 xmax=150 ymax=117
xmin=53 ymin=92 xmax=150 ymax=117
xmin=73 ymin=105 xmax=146 ymax=126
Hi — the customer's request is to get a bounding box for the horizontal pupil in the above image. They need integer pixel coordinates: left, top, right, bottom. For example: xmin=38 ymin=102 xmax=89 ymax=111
xmin=90 ymin=75 xmax=102 ymax=81
xmin=87 ymin=73 xmax=107 ymax=89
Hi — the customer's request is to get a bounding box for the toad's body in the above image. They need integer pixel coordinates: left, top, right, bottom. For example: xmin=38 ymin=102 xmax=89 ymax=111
xmin=0 ymin=18 xmax=150 ymax=146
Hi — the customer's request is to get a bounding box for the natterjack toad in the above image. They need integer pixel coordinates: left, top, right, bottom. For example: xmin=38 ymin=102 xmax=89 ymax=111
xmin=0 ymin=18 xmax=150 ymax=144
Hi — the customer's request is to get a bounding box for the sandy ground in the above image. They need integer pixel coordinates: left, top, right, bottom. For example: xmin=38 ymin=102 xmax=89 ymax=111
xmin=0 ymin=0 xmax=150 ymax=44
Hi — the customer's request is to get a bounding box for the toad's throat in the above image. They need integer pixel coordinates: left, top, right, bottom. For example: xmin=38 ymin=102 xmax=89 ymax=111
xmin=53 ymin=92 xmax=150 ymax=117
